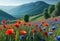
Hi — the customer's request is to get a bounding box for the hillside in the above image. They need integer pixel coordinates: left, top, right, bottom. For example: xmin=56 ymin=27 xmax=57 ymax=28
xmin=30 ymin=14 xmax=44 ymax=22
xmin=0 ymin=10 xmax=17 ymax=24
xmin=8 ymin=1 xmax=49 ymax=18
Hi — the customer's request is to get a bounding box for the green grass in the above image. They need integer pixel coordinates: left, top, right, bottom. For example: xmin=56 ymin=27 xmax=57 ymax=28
xmin=30 ymin=15 xmax=44 ymax=22
xmin=0 ymin=21 xmax=60 ymax=41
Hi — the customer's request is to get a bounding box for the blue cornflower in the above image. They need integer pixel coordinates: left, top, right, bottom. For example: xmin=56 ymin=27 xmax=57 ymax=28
xmin=48 ymin=32 xmax=53 ymax=35
xmin=42 ymin=28 xmax=46 ymax=32
xmin=20 ymin=35 xmax=25 ymax=40
xmin=51 ymin=26 xmax=57 ymax=30
xmin=55 ymin=36 xmax=60 ymax=41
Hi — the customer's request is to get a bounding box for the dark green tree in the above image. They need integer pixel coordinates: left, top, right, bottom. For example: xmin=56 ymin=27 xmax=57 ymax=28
xmin=48 ymin=5 xmax=55 ymax=14
xmin=24 ymin=14 xmax=29 ymax=22
xmin=52 ymin=2 xmax=60 ymax=17
xmin=43 ymin=8 xmax=50 ymax=19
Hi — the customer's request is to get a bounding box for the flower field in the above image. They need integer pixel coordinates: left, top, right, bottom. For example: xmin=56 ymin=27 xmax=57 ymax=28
xmin=0 ymin=17 xmax=60 ymax=41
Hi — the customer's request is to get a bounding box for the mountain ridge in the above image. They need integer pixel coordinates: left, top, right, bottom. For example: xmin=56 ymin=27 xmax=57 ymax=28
xmin=0 ymin=10 xmax=17 ymax=23
xmin=4 ymin=1 xmax=50 ymax=18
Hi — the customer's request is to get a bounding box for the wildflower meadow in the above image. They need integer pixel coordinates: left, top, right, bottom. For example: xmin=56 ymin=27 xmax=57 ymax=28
xmin=0 ymin=17 xmax=60 ymax=41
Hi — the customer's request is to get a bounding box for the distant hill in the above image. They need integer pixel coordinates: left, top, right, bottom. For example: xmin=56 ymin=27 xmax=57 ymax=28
xmin=8 ymin=1 xmax=49 ymax=18
xmin=0 ymin=10 xmax=17 ymax=23
xmin=0 ymin=6 xmax=16 ymax=11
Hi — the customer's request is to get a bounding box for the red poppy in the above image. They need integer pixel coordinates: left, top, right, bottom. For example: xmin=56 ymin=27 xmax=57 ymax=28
xmin=13 ymin=23 xmax=19 ymax=28
xmin=17 ymin=20 xmax=22 ymax=24
xmin=41 ymin=21 xmax=45 ymax=24
xmin=3 ymin=24 xmax=7 ymax=28
xmin=14 ymin=35 xmax=16 ymax=39
xmin=39 ymin=28 xmax=42 ymax=32
xmin=35 ymin=24 xmax=39 ymax=27
xmin=1 ymin=20 xmax=5 ymax=24
xmin=53 ymin=18 xmax=58 ymax=22
xmin=28 ymin=23 xmax=32 ymax=27
xmin=0 ymin=28 xmax=2 ymax=30
xmin=20 ymin=30 xmax=27 ymax=35
xmin=5 ymin=29 xmax=14 ymax=35
xmin=23 ymin=22 xmax=27 ymax=26
xmin=32 ymin=29 xmax=35 ymax=33
xmin=43 ymin=23 xmax=49 ymax=27
xmin=43 ymin=32 xmax=48 ymax=36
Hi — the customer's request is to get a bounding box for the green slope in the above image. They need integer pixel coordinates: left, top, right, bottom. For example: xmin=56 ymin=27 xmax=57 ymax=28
xmin=30 ymin=14 xmax=44 ymax=22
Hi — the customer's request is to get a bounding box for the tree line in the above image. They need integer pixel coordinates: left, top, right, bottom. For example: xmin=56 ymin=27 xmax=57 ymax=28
xmin=43 ymin=2 xmax=60 ymax=19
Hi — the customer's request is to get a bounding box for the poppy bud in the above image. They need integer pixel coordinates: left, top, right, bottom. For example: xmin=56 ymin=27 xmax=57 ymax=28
xmin=53 ymin=18 xmax=58 ymax=22
xmin=28 ymin=23 xmax=32 ymax=27
xmin=39 ymin=28 xmax=42 ymax=32
xmin=35 ymin=24 xmax=39 ymax=27
xmin=23 ymin=22 xmax=27 ymax=26
xmin=1 ymin=20 xmax=5 ymax=24
xmin=43 ymin=32 xmax=48 ymax=36
xmin=14 ymin=35 xmax=16 ymax=39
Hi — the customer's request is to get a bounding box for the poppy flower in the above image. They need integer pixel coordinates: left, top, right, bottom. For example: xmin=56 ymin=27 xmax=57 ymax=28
xmin=14 ymin=35 xmax=16 ymax=39
xmin=1 ymin=20 xmax=5 ymax=24
xmin=43 ymin=23 xmax=49 ymax=27
xmin=48 ymin=32 xmax=53 ymax=35
xmin=53 ymin=18 xmax=58 ymax=22
xmin=20 ymin=35 xmax=25 ymax=40
xmin=23 ymin=22 xmax=27 ymax=26
xmin=39 ymin=28 xmax=42 ymax=32
xmin=5 ymin=29 xmax=14 ymax=35
xmin=31 ymin=29 xmax=36 ymax=33
xmin=0 ymin=28 xmax=2 ymax=30
xmin=17 ymin=20 xmax=22 ymax=24
xmin=43 ymin=32 xmax=48 ymax=36
xmin=35 ymin=24 xmax=39 ymax=27
xmin=28 ymin=23 xmax=32 ymax=27
xmin=3 ymin=24 xmax=7 ymax=28
xmin=20 ymin=30 xmax=27 ymax=35
xmin=13 ymin=23 xmax=19 ymax=28
xmin=41 ymin=21 xmax=45 ymax=24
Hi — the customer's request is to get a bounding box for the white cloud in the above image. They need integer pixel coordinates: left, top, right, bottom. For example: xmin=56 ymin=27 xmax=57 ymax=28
xmin=0 ymin=1 xmax=22 ymax=6
xmin=0 ymin=3 xmax=21 ymax=6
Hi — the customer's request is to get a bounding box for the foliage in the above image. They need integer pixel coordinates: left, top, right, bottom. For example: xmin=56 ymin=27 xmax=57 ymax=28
xmin=43 ymin=8 xmax=50 ymax=19
xmin=24 ymin=14 xmax=29 ymax=22
xmin=52 ymin=2 xmax=60 ymax=17
xmin=48 ymin=5 xmax=55 ymax=15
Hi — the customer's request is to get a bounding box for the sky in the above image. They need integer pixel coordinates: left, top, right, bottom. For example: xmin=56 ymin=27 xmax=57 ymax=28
xmin=0 ymin=0 xmax=60 ymax=6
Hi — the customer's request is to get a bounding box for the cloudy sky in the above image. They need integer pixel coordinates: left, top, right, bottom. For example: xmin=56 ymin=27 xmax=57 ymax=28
xmin=0 ymin=0 xmax=60 ymax=6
